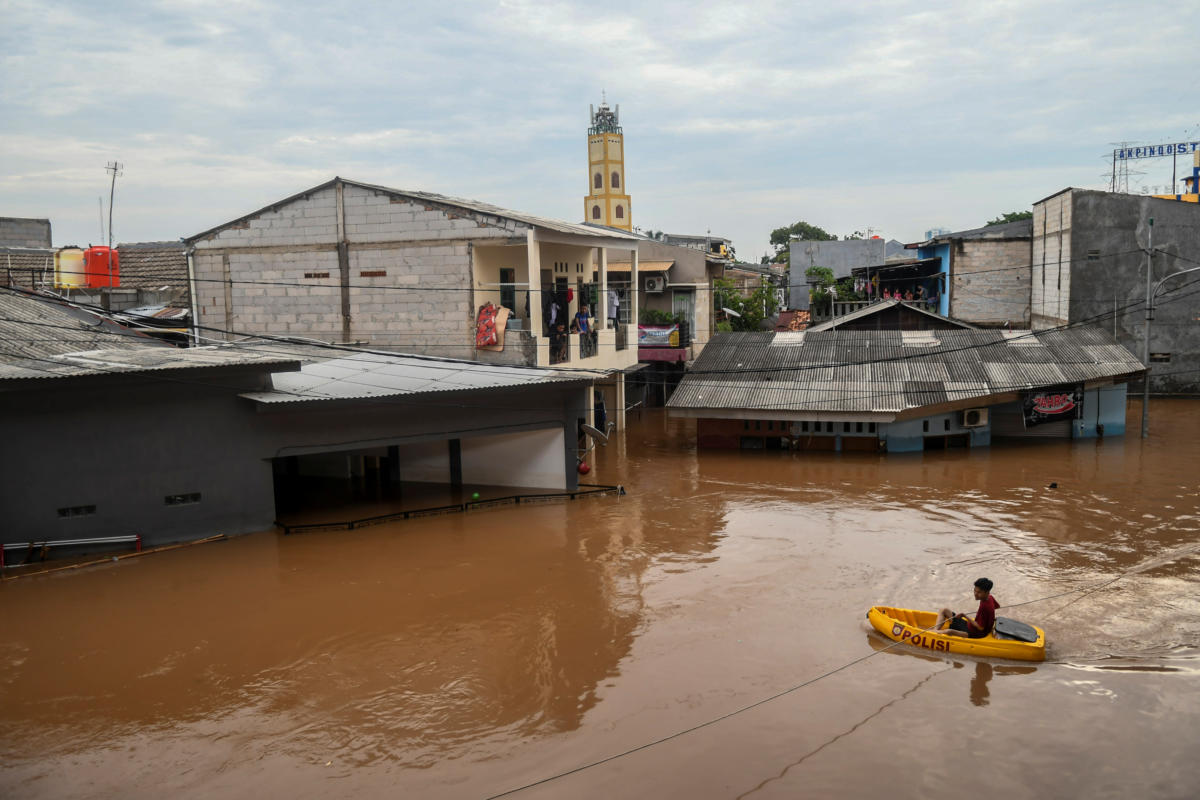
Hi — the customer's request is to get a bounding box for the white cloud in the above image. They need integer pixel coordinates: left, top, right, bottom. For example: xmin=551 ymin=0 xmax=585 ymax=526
xmin=2 ymin=0 xmax=1198 ymax=254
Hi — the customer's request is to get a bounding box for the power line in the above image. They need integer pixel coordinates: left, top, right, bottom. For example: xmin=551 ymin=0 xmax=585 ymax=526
xmin=31 ymin=246 xmax=1136 ymax=296
xmin=6 ymin=279 xmax=1193 ymax=388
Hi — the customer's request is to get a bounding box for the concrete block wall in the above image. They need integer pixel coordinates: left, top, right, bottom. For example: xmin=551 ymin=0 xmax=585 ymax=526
xmin=1032 ymin=191 xmax=1073 ymax=329
xmin=196 ymin=186 xmax=339 ymax=247
xmin=950 ymin=238 xmax=1031 ymax=326
xmin=341 ymin=185 xmax=521 ymax=243
xmin=0 ymin=217 xmax=52 ymax=248
xmin=1065 ymin=191 xmax=1200 ymax=393
xmin=191 ymin=181 xmax=533 ymax=359
xmin=348 ymin=241 xmax=472 ymax=357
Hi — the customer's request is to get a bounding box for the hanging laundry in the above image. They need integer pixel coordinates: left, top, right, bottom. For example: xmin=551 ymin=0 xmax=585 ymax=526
xmin=475 ymin=303 xmax=499 ymax=348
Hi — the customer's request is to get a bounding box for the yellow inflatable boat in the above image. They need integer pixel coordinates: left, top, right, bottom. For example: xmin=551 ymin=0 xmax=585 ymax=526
xmin=867 ymin=605 xmax=1046 ymax=662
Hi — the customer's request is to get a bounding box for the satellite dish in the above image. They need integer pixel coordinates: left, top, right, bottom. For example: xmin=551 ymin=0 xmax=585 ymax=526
xmin=721 ymin=306 xmax=742 ymax=317
xmin=580 ymin=423 xmax=609 ymax=444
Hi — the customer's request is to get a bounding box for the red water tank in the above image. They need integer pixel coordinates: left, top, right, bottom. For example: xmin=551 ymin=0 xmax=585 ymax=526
xmin=84 ymin=246 xmax=120 ymax=288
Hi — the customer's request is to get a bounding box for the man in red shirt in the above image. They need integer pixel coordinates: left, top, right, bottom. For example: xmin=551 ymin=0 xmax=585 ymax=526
xmin=936 ymin=578 xmax=999 ymax=638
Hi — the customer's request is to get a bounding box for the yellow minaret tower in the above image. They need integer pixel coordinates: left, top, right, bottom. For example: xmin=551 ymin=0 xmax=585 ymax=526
xmin=584 ymin=97 xmax=632 ymax=230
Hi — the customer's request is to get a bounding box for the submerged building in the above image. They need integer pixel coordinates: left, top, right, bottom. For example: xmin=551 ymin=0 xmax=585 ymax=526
xmin=667 ymin=304 xmax=1144 ymax=452
xmin=1 ymin=290 xmax=604 ymax=558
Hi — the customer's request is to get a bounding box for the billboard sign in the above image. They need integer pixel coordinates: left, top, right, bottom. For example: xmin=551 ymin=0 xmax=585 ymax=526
xmin=1115 ymin=142 xmax=1200 ymax=160
xmin=1023 ymin=388 xmax=1082 ymax=427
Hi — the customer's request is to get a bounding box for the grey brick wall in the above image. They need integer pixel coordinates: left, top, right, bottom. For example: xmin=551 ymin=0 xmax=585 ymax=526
xmin=191 ymin=182 xmax=530 ymax=359
xmin=950 ymin=239 xmax=1031 ymax=327
xmin=0 ymin=217 xmax=52 ymax=248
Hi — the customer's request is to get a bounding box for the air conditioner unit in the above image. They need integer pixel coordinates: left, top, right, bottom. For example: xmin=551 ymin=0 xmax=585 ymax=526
xmin=645 ymin=276 xmax=665 ymax=293
xmin=961 ymin=408 xmax=989 ymax=428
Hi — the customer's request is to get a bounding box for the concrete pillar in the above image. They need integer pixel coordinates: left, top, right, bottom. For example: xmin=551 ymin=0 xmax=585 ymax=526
xmin=526 ymin=231 xmax=544 ymax=365
xmin=387 ymin=445 xmax=401 ymax=484
xmin=598 ymin=247 xmax=608 ymax=330
xmin=616 ymin=372 xmax=626 ymax=430
xmin=448 ymin=439 xmax=462 ymax=487
xmin=630 ymin=247 xmax=639 ymax=342
xmin=584 ymin=387 xmax=595 ymax=437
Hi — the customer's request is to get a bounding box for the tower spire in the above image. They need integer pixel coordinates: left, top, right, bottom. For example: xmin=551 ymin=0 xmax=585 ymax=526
xmin=584 ymin=96 xmax=631 ymax=230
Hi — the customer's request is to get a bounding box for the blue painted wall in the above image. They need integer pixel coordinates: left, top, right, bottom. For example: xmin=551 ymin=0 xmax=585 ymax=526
xmin=1074 ymin=383 xmax=1128 ymax=438
xmin=915 ymin=242 xmax=951 ymax=316
xmin=882 ymin=410 xmax=989 ymax=452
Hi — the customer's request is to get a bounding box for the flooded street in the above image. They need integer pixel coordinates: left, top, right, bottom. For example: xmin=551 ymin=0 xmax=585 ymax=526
xmin=3 ymin=400 xmax=1199 ymax=799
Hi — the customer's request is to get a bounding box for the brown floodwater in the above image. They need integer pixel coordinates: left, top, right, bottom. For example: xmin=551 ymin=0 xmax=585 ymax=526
xmin=2 ymin=400 xmax=1199 ymax=799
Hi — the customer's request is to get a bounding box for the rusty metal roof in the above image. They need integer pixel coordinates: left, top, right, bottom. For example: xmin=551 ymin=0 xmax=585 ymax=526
xmin=667 ymin=328 xmax=1145 ymax=416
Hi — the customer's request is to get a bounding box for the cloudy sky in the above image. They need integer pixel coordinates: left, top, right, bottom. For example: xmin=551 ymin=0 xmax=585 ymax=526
xmin=2 ymin=0 xmax=1197 ymax=260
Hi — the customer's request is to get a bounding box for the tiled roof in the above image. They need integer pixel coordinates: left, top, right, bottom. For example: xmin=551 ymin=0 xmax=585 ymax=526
xmin=773 ymin=310 xmax=811 ymax=331
xmin=667 ymin=328 xmax=1144 ymax=417
xmin=1 ymin=247 xmax=56 ymax=284
xmin=115 ymin=241 xmax=189 ymax=291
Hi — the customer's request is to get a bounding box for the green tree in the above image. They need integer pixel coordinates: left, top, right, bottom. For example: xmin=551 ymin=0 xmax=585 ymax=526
xmin=767 ymin=220 xmax=837 ymax=264
xmin=985 ymin=210 xmax=1033 ymax=226
xmin=714 ymin=275 xmax=780 ymax=332
xmin=805 ymin=265 xmax=835 ymax=315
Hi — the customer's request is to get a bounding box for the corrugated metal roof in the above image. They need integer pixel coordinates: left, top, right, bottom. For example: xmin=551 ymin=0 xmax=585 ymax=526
xmin=667 ymin=327 xmax=1145 ymax=416
xmin=240 ymin=350 xmax=595 ymax=404
xmin=0 ymin=290 xmax=299 ymax=380
xmin=604 ymin=260 xmax=673 ymax=272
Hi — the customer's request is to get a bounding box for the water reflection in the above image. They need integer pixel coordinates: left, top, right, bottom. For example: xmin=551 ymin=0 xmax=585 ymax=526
xmin=864 ymin=633 xmax=1039 ymax=706
xmin=1 ymin=401 xmax=1198 ymax=798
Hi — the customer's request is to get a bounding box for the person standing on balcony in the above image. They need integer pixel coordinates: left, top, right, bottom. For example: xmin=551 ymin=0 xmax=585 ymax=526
xmin=574 ymin=304 xmax=591 ymax=334
xmin=574 ymin=305 xmax=593 ymax=357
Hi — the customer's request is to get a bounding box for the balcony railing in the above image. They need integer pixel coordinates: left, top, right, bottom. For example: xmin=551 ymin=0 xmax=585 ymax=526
xmin=808 ymin=299 xmax=940 ymax=322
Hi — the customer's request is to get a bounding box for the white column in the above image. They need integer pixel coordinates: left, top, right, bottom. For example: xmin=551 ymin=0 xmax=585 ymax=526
xmin=598 ymin=247 xmax=608 ymax=331
xmin=630 ymin=246 xmax=640 ymax=340
xmin=616 ymin=372 xmax=626 ymax=430
xmin=526 ymin=230 xmax=544 ymax=366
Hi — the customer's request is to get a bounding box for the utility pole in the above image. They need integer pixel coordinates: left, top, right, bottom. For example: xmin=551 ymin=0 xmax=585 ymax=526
xmin=1141 ymin=217 xmax=1153 ymax=438
xmin=106 ymin=161 xmax=123 ymax=300
xmin=1143 ymin=259 xmax=1200 ymax=439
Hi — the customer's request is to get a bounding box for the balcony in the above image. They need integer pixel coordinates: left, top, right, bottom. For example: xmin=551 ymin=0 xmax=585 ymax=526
xmin=637 ymin=321 xmax=691 ymax=363
xmin=474 ymin=322 xmax=638 ymax=370
xmin=808 ymin=299 xmax=942 ymax=323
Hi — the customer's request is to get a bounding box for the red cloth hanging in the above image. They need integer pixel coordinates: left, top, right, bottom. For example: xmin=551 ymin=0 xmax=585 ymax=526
xmin=475 ymin=303 xmax=499 ymax=347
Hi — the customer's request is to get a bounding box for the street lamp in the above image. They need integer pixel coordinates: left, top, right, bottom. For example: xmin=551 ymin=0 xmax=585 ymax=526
xmin=1141 ymin=245 xmax=1200 ymax=438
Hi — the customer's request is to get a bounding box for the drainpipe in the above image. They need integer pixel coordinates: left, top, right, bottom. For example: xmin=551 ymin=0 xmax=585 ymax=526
xmin=185 ymin=242 xmax=200 ymax=347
